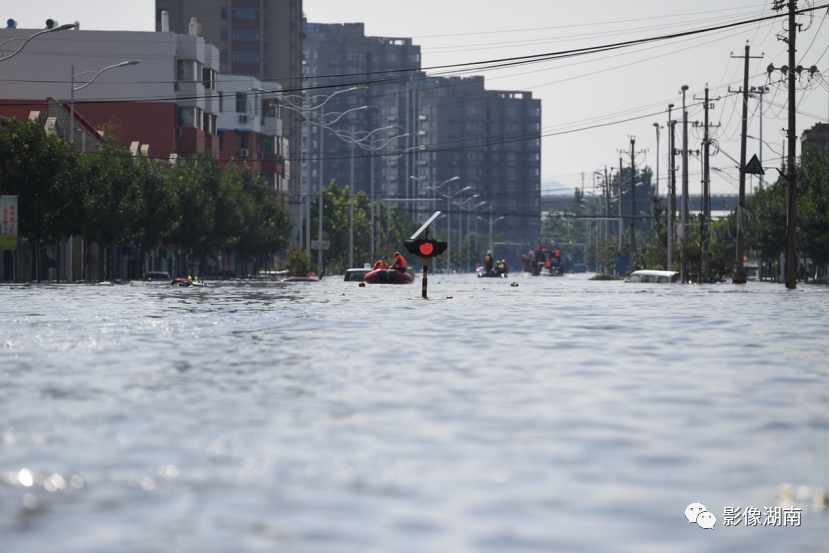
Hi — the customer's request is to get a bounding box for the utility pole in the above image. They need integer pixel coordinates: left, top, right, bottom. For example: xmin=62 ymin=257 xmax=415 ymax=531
xmin=703 ymin=86 xmax=712 ymax=224
xmin=680 ymin=86 xmax=690 ymax=247
xmin=781 ymin=0 xmax=798 ymax=289
xmin=318 ymin=106 xmax=325 ymax=273
xmin=617 ymin=157 xmax=623 ymax=253
xmin=604 ymin=166 xmax=610 ymax=243
xmin=668 ymin=103 xmax=676 ymax=272
xmin=731 ymin=43 xmax=763 ymax=284
xmin=653 ymin=123 xmax=661 ymax=198
xmin=680 ymin=85 xmax=690 ymax=284
xmin=702 ymin=86 xmax=712 ymax=276
xmin=629 ymin=137 xmax=637 ymax=256
xmin=349 ymin=125 xmax=355 ymax=269
xmin=750 ymin=86 xmax=770 ymax=189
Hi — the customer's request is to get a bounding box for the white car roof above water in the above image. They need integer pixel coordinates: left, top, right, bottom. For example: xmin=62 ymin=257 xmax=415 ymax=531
xmin=625 ymin=270 xmax=679 ymax=283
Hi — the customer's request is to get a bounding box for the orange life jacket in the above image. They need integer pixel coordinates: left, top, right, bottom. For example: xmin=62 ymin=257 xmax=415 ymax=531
xmin=393 ymin=254 xmax=407 ymax=271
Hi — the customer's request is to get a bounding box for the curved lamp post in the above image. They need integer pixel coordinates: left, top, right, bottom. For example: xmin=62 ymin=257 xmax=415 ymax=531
xmin=71 ymin=60 xmax=141 ymax=145
xmin=0 ymin=22 xmax=77 ymax=284
xmin=0 ymin=23 xmax=78 ymax=63
xmin=431 ymin=185 xmax=471 ymax=273
xmin=250 ymin=86 xmax=369 ymax=266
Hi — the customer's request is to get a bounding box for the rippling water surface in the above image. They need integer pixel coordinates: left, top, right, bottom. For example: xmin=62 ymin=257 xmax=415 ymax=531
xmin=1 ymin=274 xmax=828 ymax=552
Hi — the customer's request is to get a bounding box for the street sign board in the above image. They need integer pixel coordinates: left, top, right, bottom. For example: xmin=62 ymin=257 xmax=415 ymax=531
xmin=411 ymin=211 xmax=443 ymax=240
xmin=745 ymin=154 xmax=765 ymax=175
xmin=0 ymin=195 xmax=18 ymax=249
xmin=311 ymin=240 xmax=330 ymax=250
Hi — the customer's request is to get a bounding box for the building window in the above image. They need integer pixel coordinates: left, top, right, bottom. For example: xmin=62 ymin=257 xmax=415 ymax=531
xmin=235 ymin=133 xmax=248 ymax=151
xmin=177 ymin=106 xmax=197 ymax=128
xmin=176 ymin=59 xmax=202 ymax=82
xmin=202 ymin=68 xmax=216 ymax=90
xmin=233 ymin=8 xmax=260 ymax=20
xmin=221 ymin=7 xmax=228 ymax=19
xmin=236 ymin=93 xmax=247 ymax=113
xmin=220 ymin=28 xmax=228 ymax=40
xmin=220 ymin=50 xmax=228 ymax=62
xmin=232 ymin=51 xmax=260 ymax=64
xmin=232 ymin=29 xmax=260 ymax=42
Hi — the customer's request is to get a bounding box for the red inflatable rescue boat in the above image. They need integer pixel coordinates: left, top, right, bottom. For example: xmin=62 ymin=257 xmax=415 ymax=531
xmin=362 ymin=268 xmax=414 ymax=284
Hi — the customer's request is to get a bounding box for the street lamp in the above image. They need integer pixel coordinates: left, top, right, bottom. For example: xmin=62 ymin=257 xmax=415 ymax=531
xmin=70 ymin=60 xmax=141 ymax=146
xmin=251 ymin=86 xmax=368 ymax=264
xmin=466 ymin=200 xmax=487 ymax=270
xmin=337 ymin=125 xmax=403 ymax=268
xmin=478 ymin=211 xmax=505 ymax=255
xmin=0 ymin=22 xmax=78 ymax=283
xmin=0 ymin=23 xmax=78 ymax=64
xmin=436 ymin=185 xmax=471 ymax=273
xmin=455 ymin=194 xmax=479 ymax=272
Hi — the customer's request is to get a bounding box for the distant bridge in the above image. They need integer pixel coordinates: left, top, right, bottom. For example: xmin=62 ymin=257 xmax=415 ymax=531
xmin=542 ymin=194 xmax=740 ymax=214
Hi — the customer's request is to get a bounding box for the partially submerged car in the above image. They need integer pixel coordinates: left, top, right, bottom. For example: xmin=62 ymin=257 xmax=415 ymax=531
xmin=625 ymin=270 xmax=679 ymax=283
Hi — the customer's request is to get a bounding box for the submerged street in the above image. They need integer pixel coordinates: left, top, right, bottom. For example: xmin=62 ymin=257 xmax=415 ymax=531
xmin=1 ymin=275 xmax=828 ymax=552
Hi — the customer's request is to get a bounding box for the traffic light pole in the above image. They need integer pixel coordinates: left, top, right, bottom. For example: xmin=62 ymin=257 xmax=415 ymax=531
xmin=405 ymin=211 xmax=448 ymax=300
xmin=422 ymin=257 xmax=429 ymax=299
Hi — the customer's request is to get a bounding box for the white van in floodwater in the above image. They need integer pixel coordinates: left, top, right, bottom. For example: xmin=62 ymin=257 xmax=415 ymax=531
xmin=625 ymin=270 xmax=680 ymax=283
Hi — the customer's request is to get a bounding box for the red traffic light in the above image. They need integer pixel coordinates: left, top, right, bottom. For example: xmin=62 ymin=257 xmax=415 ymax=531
xmin=405 ymin=239 xmax=447 ymax=259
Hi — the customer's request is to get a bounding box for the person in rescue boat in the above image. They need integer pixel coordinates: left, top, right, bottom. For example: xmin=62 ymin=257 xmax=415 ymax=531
xmin=392 ymin=252 xmax=408 ymax=272
xmin=485 ymin=251 xmax=494 ymax=273
xmin=372 ymin=257 xmax=388 ymax=270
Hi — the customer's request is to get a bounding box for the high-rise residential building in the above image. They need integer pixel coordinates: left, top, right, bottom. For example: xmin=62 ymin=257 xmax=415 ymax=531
xmin=156 ymin=0 xmax=303 ymax=219
xmin=302 ymin=22 xmax=541 ymax=252
xmin=155 ymin=0 xmax=302 ymax=87
xmin=419 ymin=76 xmax=542 ymax=249
xmin=301 ymin=22 xmax=421 ymax=199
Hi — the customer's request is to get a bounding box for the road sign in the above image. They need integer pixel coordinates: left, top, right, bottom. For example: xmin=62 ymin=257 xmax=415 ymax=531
xmin=744 ymin=154 xmax=765 ymax=175
xmin=1 ymin=196 xmax=18 ymax=249
xmin=311 ymin=240 xmax=330 ymax=250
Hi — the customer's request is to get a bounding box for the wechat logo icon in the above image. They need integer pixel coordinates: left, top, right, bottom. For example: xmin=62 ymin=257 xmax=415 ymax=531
xmin=685 ymin=503 xmax=716 ymax=529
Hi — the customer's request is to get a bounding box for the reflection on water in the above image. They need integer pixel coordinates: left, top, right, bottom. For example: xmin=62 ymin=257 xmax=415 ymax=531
xmin=1 ymin=275 xmax=828 ymax=552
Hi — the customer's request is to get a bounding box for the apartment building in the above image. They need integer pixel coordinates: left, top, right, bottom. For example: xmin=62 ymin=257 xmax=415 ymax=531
xmin=0 ymin=24 xmax=289 ymax=192
xmin=301 ymin=22 xmax=421 ymax=201
xmin=303 ymin=22 xmax=542 ymax=249
xmin=419 ymin=76 xmax=542 ymax=247
xmin=0 ymin=25 xmax=221 ymax=161
xmin=155 ymin=0 xmax=303 ymax=204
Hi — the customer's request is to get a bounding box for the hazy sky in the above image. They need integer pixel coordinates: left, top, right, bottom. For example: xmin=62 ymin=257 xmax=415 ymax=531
xmin=7 ymin=1 xmax=829 ymax=196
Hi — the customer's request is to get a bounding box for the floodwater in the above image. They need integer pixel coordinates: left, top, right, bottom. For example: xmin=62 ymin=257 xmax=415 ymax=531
xmin=1 ymin=274 xmax=828 ymax=552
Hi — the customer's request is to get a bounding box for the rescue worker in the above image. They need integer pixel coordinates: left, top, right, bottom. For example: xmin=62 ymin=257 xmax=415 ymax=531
xmin=372 ymin=257 xmax=388 ymax=270
xmin=392 ymin=251 xmax=408 ymax=272
xmin=496 ymin=259 xmax=506 ymax=275
xmin=485 ymin=251 xmax=494 ymax=274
